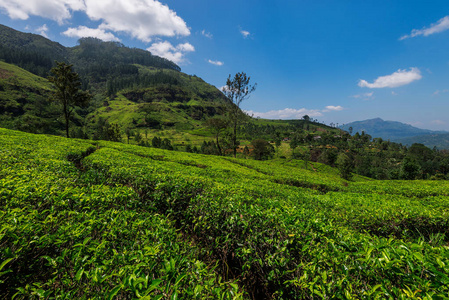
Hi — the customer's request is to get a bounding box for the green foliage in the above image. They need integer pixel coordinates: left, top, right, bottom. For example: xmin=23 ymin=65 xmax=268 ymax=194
xmin=250 ymin=139 xmax=274 ymax=160
xmin=48 ymin=62 xmax=91 ymax=137
xmin=401 ymin=156 xmax=421 ymax=180
xmin=3 ymin=128 xmax=449 ymax=299
xmin=0 ymin=128 xmax=242 ymax=299
xmin=223 ymin=72 xmax=257 ymax=157
xmin=336 ymin=153 xmax=353 ymax=180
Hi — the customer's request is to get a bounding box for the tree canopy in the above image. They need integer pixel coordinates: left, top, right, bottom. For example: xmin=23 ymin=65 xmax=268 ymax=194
xmin=222 ymin=72 xmax=256 ymax=157
xmin=48 ymin=62 xmax=91 ymax=138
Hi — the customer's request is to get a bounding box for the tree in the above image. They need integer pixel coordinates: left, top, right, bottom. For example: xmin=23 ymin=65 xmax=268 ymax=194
xmin=48 ymin=62 xmax=91 ymax=138
xmin=223 ymin=72 xmax=256 ymax=157
xmin=251 ymin=139 xmax=274 ymax=160
xmin=336 ymin=152 xmax=353 ymax=180
xmin=125 ymin=127 xmax=133 ymax=144
xmin=400 ymin=157 xmax=421 ymax=180
xmin=206 ymin=117 xmax=229 ymax=155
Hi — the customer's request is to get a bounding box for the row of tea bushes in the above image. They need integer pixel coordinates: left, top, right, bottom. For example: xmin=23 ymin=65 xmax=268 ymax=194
xmin=0 ymin=129 xmax=243 ymax=299
xmin=81 ymin=141 xmax=449 ymax=299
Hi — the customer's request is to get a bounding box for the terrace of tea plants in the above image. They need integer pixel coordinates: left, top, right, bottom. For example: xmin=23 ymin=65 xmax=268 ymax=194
xmin=1 ymin=127 xmax=448 ymax=299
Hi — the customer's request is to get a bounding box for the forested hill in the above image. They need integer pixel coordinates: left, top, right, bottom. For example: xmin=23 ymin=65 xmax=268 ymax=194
xmin=0 ymin=24 xmax=67 ymax=77
xmin=0 ymin=24 xmax=180 ymax=80
xmin=341 ymin=118 xmax=447 ymax=143
xmin=0 ymin=24 xmax=230 ymax=136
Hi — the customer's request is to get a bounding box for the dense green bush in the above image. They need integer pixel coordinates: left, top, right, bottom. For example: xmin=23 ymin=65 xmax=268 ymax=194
xmin=1 ymin=128 xmax=449 ymax=299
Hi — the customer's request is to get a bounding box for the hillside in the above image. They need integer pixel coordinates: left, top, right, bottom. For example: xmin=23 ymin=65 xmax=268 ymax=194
xmin=396 ymin=133 xmax=449 ymax=149
xmin=341 ymin=118 xmax=448 ymax=145
xmin=0 ymin=25 xmax=339 ymax=142
xmin=0 ymin=61 xmax=63 ymax=134
xmin=0 ymin=24 xmax=231 ymax=136
xmin=89 ymin=66 xmax=229 ymax=130
xmin=1 ymin=127 xmax=449 ymax=298
xmin=0 ymin=24 xmax=67 ymax=77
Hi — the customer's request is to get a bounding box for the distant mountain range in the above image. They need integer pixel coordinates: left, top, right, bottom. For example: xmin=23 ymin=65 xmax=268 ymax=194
xmin=340 ymin=118 xmax=449 ymax=149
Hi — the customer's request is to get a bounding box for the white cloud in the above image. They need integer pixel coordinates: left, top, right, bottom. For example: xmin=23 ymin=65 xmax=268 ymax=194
xmin=201 ymin=29 xmax=213 ymax=39
xmin=391 ymin=91 xmax=398 ymax=95
xmin=400 ymin=16 xmax=449 ymax=40
xmin=0 ymin=0 xmax=84 ymax=24
xmin=240 ymin=29 xmax=250 ymax=38
xmin=324 ymin=105 xmax=344 ymax=112
xmin=36 ymin=24 xmax=49 ymax=38
xmin=0 ymin=0 xmax=190 ymax=42
xmin=84 ymin=0 xmax=190 ymax=43
xmin=63 ymin=26 xmax=120 ymax=42
xmin=208 ymin=59 xmax=224 ymax=66
xmin=244 ymin=108 xmax=323 ymax=119
xmin=358 ymin=68 xmax=422 ymax=88
xmin=352 ymin=92 xmax=374 ymax=100
xmin=147 ymin=41 xmax=195 ymax=64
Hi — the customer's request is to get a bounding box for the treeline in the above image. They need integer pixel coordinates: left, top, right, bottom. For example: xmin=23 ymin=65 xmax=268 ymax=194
xmin=71 ymin=38 xmax=180 ymax=85
xmin=0 ymin=25 xmax=181 ymax=84
xmin=0 ymin=45 xmax=55 ymax=77
xmin=106 ymin=70 xmax=179 ymax=96
xmin=287 ymin=129 xmax=449 ymax=180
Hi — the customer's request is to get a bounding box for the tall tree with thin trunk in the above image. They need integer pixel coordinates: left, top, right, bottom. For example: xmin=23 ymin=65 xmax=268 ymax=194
xmin=48 ymin=62 xmax=91 ymax=138
xmin=223 ymin=72 xmax=256 ymax=158
xmin=206 ymin=117 xmax=229 ymax=155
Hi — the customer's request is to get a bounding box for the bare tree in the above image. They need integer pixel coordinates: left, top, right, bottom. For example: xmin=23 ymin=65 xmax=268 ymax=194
xmin=222 ymin=72 xmax=256 ymax=157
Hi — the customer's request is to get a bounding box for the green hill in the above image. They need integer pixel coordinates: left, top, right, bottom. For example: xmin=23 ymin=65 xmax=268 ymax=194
xmin=0 ymin=60 xmax=63 ymax=134
xmin=0 ymin=24 xmax=231 ymax=137
xmin=395 ymin=133 xmax=449 ymax=149
xmin=1 ymin=127 xmax=448 ymax=298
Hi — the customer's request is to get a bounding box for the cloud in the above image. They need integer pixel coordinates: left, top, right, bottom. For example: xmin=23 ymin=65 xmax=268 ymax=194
xmin=147 ymin=41 xmax=194 ymax=64
xmin=63 ymin=26 xmax=120 ymax=42
xmin=201 ymin=29 xmax=213 ymax=39
xmin=400 ymin=16 xmax=449 ymax=40
xmin=36 ymin=24 xmax=49 ymax=38
xmin=0 ymin=0 xmax=190 ymax=42
xmin=352 ymin=92 xmax=374 ymax=100
xmin=358 ymin=68 xmax=422 ymax=88
xmin=208 ymin=59 xmax=224 ymax=66
xmin=84 ymin=0 xmax=190 ymax=43
xmin=324 ymin=105 xmax=344 ymax=112
xmin=244 ymin=108 xmax=324 ymax=119
xmin=0 ymin=0 xmax=84 ymax=24
xmin=240 ymin=29 xmax=250 ymax=38
xmin=391 ymin=91 xmax=398 ymax=95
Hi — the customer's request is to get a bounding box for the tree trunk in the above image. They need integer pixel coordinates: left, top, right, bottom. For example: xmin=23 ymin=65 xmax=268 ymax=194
xmin=216 ymin=133 xmax=222 ymax=156
xmin=64 ymin=103 xmax=69 ymax=138
xmin=233 ymin=122 xmax=237 ymax=158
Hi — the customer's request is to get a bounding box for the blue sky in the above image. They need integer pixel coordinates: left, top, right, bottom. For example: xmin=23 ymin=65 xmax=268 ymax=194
xmin=1 ymin=0 xmax=449 ymax=130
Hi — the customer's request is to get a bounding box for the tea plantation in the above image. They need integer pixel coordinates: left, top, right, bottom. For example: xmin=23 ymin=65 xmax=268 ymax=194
xmin=1 ymin=128 xmax=448 ymax=299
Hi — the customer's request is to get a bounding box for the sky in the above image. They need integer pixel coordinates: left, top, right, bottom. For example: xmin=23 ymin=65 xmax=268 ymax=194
xmin=0 ymin=0 xmax=449 ymax=130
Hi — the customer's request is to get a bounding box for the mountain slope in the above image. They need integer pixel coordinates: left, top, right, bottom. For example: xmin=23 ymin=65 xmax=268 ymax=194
xmin=0 ymin=61 xmax=64 ymax=134
xmin=0 ymin=24 xmax=67 ymax=77
xmin=0 ymin=24 xmax=230 ymax=135
xmin=341 ymin=118 xmax=447 ymax=140
xmin=90 ymin=66 xmax=228 ymax=130
xmin=395 ymin=133 xmax=449 ymax=149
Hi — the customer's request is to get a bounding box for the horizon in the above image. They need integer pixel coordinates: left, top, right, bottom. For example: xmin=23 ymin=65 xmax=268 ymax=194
xmin=0 ymin=1 xmax=448 ymax=131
